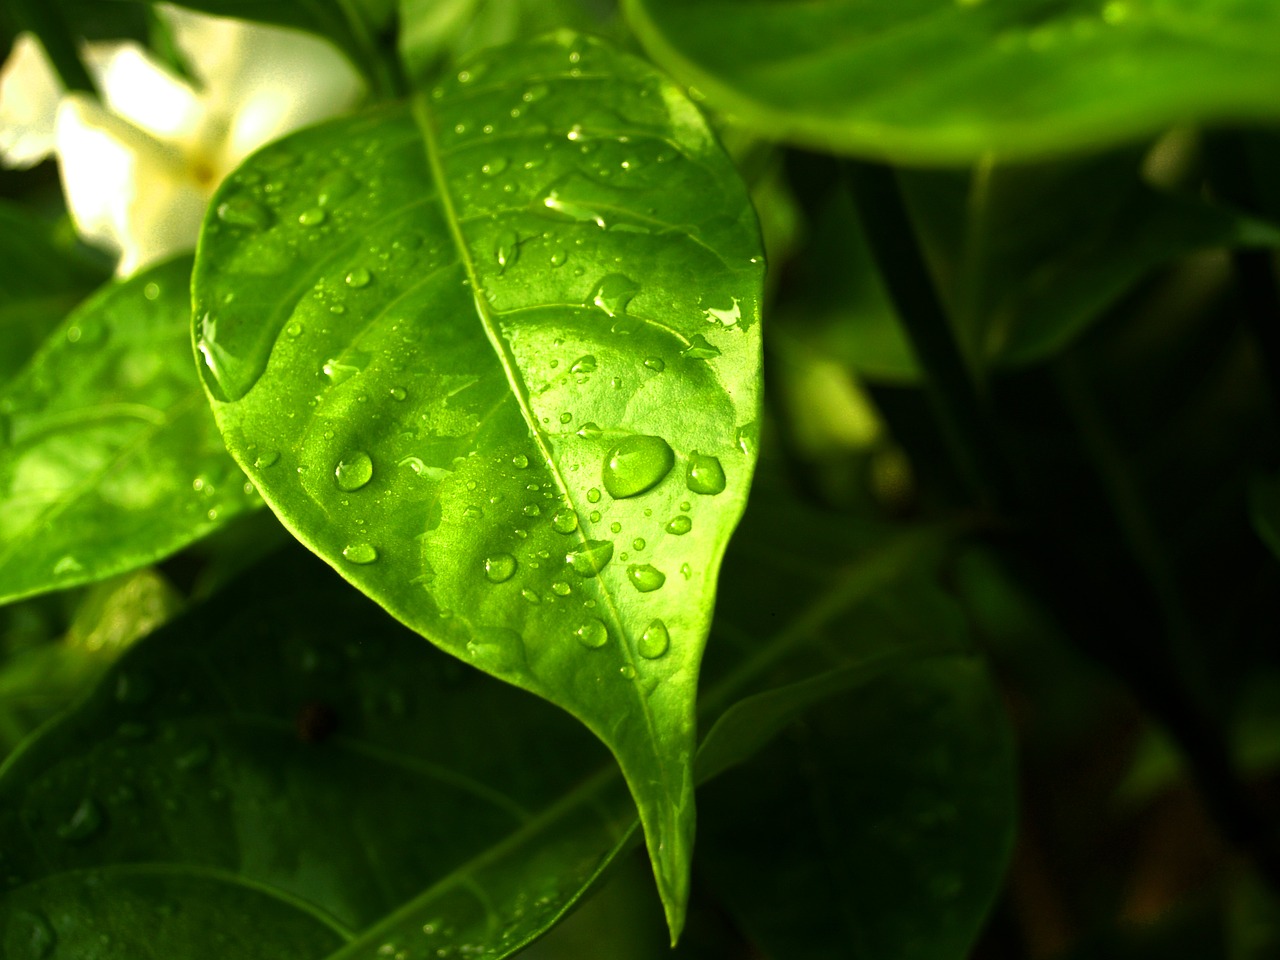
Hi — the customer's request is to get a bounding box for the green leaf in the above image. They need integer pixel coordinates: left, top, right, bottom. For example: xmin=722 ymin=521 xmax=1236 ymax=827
xmin=624 ymin=0 xmax=1280 ymax=165
xmin=0 ymin=256 xmax=260 ymax=604
xmin=191 ymin=32 xmax=763 ymax=937
xmin=0 ymin=545 xmax=636 ymax=960
xmin=698 ymin=657 xmax=1015 ymax=960
xmin=1250 ymin=473 xmax=1280 ymax=560
xmin=0 ymin=201 xmax=105 ymax=383
xmin=397 ymin=0 xmax=607 ymax=86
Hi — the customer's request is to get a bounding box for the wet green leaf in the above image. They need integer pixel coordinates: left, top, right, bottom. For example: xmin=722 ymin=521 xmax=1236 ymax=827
xmin=192 ymin=32 xmax=763 ymax=937
xmin=0 ymin=256 xmax=260 ymax=605
xmin=625 ymin=0 xmax=1280 ymax=165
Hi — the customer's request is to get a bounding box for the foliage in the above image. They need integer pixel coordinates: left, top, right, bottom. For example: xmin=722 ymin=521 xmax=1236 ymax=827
xmin=2 ymin=1 xmax=1280 ymax=958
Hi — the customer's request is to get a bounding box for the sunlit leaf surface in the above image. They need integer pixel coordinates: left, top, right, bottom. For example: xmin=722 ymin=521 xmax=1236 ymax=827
xmin=192 ymin=32 xmax=763 ymax=934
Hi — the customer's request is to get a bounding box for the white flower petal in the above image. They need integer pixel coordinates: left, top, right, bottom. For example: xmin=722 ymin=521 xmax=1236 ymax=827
xmin=85 ymin=42 xmax=205 ymax=145
xmin=157 ymin=3 xmax=364 ymax=168
xmin=56 ymin=94 xmax=207 ymax=275
xmin=0 ymin=34 xmax=63 ymax=168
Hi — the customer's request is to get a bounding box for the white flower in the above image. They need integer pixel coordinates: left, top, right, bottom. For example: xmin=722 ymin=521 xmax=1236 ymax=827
xmin=0 ymin=5 xmax=365 ymax=275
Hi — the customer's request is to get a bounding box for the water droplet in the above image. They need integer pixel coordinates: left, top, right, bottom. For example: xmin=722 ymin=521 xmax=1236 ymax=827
xmin=216 ymin=197 xmax=271 ymax=228
xmin=345 ymin=267 xmax=372 ymax=288
xmin=574 ymin=618 xmax=608 ymax=648
xmin=523 ymin=82 xmax=550 ymax=102
xmin=703 ymin=297 xmax=741 ymax=326
xmin=334 ymin=451 xmax=373 ymax=491
xmin=680 ymin=562 xmax=692 ymax=580
xmin=143 ymin=282 xmax=161 ymax=301
xmin=317 ymin=169 xmax=358 ymax=205
xmin=552 ymin=509 xmax=579 ymax=534
xmin=285 ymin=322 xmax=304 ymax=337
xmin=495 ymin=229 xmax=520 ymax=269
xmin=566 ymin=539 xmax=614 ymax=576
xmin=639 ymin=619 xmax=670 ymax=659
xmin=512 ymin=453 xmax=530 ymax=469
xmin=682 ymin=334 xmax=721 ymax=360
xmin=550 ymin=246 xmax=568 ymax=267
xmin=587 ymin=487 xmax=602 ymax=502
xmin=589 ymin=274 xmax=639 ymax=317
xmin=389 ymin=386 xmax=407 ymax=401
xmin=644 ymin=357 xmax=665 ymax=372
xmin=520 ymin=504 xmax=539 ymax=518
xmin=666 ymin=515 xmax=692 ymax=535
xmin=588 ymin=510 xmax=601 ymax=522
xmin=577 ymin=422 xmax=601 ymax=439
xmin=482 ymin=156 xmax=509 ymax=176
xmin=610 ymin=521 xmax=622 ymax=534
xmin=627 ymin=564 xmax=666 ymax=592
xmin=298 ymin=207 xmax=327 ymax=226
xmin=686 ymin=452 xmax=726 ymax=495
xmin=521 ymin=588 xmax=541 ymax=604
xmin=52 ymin=555 xmax=82 ymax=575
xmin=551 ymin=581 xmax=571 ymax=596
xmin=570 ymin=355 xmax=597 ymax=374
xmin=57 ymin=798 xmax=103 ymax=842
xmin=602 ymin=435 xmax=674 ymax=498
xmin=463 ymin=505 xmax=484 ymax=519
xmin=8 ymin=910 xmax=55 ymax=958
xmin=484 ymin=553 xmax=517 ymax=583
xmin=343 ymin=542 xmax=378 ymax=564
xmin=620 ymin=664 xmax=637 ymax=679
xmin=322 ymin=356 xmax=364 ymax=384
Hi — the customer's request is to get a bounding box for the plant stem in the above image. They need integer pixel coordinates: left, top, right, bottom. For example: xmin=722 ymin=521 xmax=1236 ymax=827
xmin=844 ymin=159 xmax=1018 ymax=514
xmin=8 ymin=0 xmax=97 ymax=95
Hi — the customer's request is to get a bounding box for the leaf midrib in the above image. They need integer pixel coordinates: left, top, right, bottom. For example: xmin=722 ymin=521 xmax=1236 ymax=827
xmin=409 ymin=94 xmax=661 ymax=753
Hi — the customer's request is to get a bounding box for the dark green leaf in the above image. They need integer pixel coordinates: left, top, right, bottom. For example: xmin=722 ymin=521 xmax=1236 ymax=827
xmin=0 ymin=256 xmax=260 ymax=604
xmin=698 ymin=657 xmax=1015 ymax=960
xmin=0 ymin=201 xmax=104 ymax=382
xmin=0 ymin=546 xmax=635 ymax=960
xmin=1250 ymin=473 xmax=1280 ymax=560
xmin=192 ymin=32 xmax=763 ymax=934
xmin=625 ymin=0 xmax=1280 ymax=164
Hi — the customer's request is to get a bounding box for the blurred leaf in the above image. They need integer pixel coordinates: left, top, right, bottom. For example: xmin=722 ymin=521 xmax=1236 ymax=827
xmin=1250 ymin=473 xmax=1280 ymax=560
xmin=192 ymin=33 xmax=764 ymax=934
xmin=0 ymin=256 xmax=260 ymax=604
xmin=0 ymin=201 xmax=104 ymax=383
xmin=625 ymin=0 xmax=1280 ymax=165
xmin=698 ymin=656 xmax=1015 ymax=960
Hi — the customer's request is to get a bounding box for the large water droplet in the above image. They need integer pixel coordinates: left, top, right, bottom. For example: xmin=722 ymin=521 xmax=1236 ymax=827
xmin=345 ymin=267 xmax=372 ymax=288
xmin=57 ymin=798 xmax=103 ymax=841
xmin=216 ymin=197 xmax=270 ymax=228
xmin=644 ymin=357 xmax=665 ymax=372
xmin=686 ymin=452 xmax=726 ymax=495
xmin=589 ymin=274 xmax=639 ymax=317
xmin=574 ymin=618 xmax=608 ymax=648
xmin=334 ymin=451 xmax=373 ymax=491
xmin=495 ymin=229 xmax=520 ymax=269
xmin=577 ymin=422 xmax=602 ymax=439
xmin=552 ymin=509 xmax=579 ymax=534
xmin=317 ymin=169 xmax=358 ymax=205
xmin=682 ymin=334 xmax=721 ymax=360
xmin=343 ymin=542 xmax=378 ymax=564
xmin=566 ymin=539 xmax=614 ymax=576
xmin=627 ymin=564 xmax=666 ymax=592
xmin=639 ymin=619 xmax=670 ymax=659
xmin=551 ymin=581 xmax=572 ymax=596
xmin=602 ymin=435 xmax=674 ymax=498
xmin=665 ymin=515 xmax=692 ymax=535
xmin=298 ymin=207 xmax=327 ymax=226
xmin=570 ymin=355 xmax=597 ymax=374
xmin=484 ymin=553 xmax=517 ymax=583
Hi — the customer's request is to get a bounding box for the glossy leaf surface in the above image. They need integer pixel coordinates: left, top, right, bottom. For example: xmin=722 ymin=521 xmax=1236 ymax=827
xmin=625 ymin=0 xmax=1280 ymax=165
xmin=192 ymin=32 xmax=763 ymax=935
xmin=0 ymin=257 xmax=259 ymax=605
